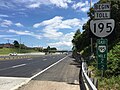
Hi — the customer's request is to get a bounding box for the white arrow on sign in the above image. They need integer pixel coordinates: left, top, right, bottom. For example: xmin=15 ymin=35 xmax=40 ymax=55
xmin=90 ymin=19 xmax=115 ymax=37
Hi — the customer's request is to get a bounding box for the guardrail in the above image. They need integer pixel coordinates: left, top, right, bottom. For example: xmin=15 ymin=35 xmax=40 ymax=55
xmin=82 ymin=61 xmax=98 ymax=90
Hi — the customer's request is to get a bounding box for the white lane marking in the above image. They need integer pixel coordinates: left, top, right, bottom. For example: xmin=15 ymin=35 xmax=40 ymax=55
xmin=12 ymin=64 xmax=26 ymax=68
xmin=43 ymin=59 xmax=47 ymax=61
xmin=27 ymin=58 xmax=32 ymax=60
xmin=0 ymin=64 xmax=26 ymax=71
xmin=0 ymin=67 xmax=12 ymax=71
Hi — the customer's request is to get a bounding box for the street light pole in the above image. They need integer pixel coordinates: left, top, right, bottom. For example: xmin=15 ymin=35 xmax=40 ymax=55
xmin=19 ymin=36 xmax=21 ymax=53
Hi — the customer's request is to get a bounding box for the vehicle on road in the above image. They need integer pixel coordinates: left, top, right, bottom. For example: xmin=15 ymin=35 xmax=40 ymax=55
xmin=9 ymin=52 xmax=17 ymax=56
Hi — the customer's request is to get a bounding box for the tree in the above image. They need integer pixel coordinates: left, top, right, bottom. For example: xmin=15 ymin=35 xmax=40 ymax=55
xmin=72 ymin=29 xmax=81 ymax=51
xmin=47 ymin=46 xmax=50 ymax=50
xmin=50 ymin=47 xmax=57 ymax=51
xmin=13 ymin=40 xmax=19 ymax=48
xmin=106 ymin=42 xmax=120 ymax=77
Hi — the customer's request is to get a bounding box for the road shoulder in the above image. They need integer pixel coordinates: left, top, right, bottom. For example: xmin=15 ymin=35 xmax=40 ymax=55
xmin=18 ymin=55 xmax=80 ymax=90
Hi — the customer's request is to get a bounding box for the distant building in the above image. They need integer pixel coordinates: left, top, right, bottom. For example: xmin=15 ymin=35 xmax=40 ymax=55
xmin=0 ymin=43 xmax=14 ymax=48
xmin=0 ymin=44 xmax=4 ymax=48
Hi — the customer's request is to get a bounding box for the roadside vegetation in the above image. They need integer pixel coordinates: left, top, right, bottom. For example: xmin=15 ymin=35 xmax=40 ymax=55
xmin=0 ymin=40 xmax=57 ymax=55
xmin=0 ymin=48 xmax=38 ymax=55
xmin=72 ymin=0 xmax=120 ymax=89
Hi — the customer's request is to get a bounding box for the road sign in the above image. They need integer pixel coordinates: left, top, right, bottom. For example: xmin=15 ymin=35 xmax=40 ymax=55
xmin=97 ymin=39 xmax=107 ymax=70
xmin=95 ymin=12 xmax=110 ymax=19
xmin=90 ymin=19 xmax=115 ymax=37
xmin=98 ymin=45 xmax=106 ymax=53
xmin=94 ymin=3 xmax=110 ymax=11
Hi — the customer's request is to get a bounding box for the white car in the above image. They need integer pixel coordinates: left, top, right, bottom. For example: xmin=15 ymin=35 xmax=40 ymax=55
xmin=9 ymin=53 xmax=17 ymax=56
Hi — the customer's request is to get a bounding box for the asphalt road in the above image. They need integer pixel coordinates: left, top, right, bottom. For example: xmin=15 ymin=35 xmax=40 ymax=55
xmin=0 ymin=54 xmax=66 ymax=77
xmin=33 ymin=55 xmax=80 ymax=83
xmin=18 ymin=54 xmax=80 ymax=90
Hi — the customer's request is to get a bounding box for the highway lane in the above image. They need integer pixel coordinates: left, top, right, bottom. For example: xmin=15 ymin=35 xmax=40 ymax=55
xmin=0 ymin=54 xmax=66 ymax=78
xmin=18 ymin=54 xmax=80 ymax=90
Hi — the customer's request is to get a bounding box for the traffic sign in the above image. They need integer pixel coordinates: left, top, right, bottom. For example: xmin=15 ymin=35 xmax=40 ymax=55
xmin=95 ymin=12 xmax=110 ymax=19
xmin=98 ymin=45 xmax=106 ymax=53
xmin=94 ymin=3 xmax=110 ymax=11
xmin=98 ymin=63 xmax=107 ymax=70
xmin=90 ymin=19 xmax=115 ymax=37
xmin=97 ymin=39 xmax=107 ymax=70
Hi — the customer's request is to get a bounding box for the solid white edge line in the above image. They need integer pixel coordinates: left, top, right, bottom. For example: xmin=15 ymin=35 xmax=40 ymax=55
xmin=10 ymin=55 xmax=69 ymax=90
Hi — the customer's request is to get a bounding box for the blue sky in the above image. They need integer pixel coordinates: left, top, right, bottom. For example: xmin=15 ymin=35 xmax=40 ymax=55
xmin=0 ymin=0 xmax=98 ymax=50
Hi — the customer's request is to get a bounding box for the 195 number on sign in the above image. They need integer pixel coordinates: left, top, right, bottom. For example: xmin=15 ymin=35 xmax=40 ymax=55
xmin=90 ymin=19 xmax=115 ymax=37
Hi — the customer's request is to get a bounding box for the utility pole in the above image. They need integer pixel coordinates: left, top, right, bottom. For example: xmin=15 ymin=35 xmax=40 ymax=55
xmin=19 ymin=36 xmax=21 ymax=53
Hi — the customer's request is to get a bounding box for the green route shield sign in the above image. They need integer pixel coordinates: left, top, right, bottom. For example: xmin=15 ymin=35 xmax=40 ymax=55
xmin=97 ymin=39 xmax=108 ymax=70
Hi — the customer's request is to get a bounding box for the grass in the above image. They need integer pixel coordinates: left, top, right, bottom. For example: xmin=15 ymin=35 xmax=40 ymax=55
xmin=88 ymin=64 xmax=120 ymax=90
xmin=98 ymin=76 xmax=120 ymax=90
xmin=88 ymin=66 xmax=120 ymax=90
xmin=88 ymin=62 xmax=120 ymax=90
xmin=0 ymin=48 xmax=39 ymax=55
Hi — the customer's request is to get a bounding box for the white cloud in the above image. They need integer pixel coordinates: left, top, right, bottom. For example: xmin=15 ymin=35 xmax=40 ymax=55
xmin=81 ymin=7 xmax=90 ymax=12
xmin=4 ymin=38 xmax=18 ymax=41
xmin=33 ymin=16 xmax=81 ymax=39
xmin=8 ymin=29 xmax=42 ymax=39
xmin=0 ymin=14 xmax=9 ymax=17
xmin=33 ymin=16 xmax=63 ymax=28
xmin=33 ymin=16 xmax=89 ymax=40
xmin=0 ymin=20 xmax=24 ymax=28
xmin=27 ymin=3 xmax=41 ymax=8
xmin=0 ymin=35 xmax=17 ymax=38
xmin=33 ymin=16 xmax=81 ymax=29
xmin=72 ymin=2 xmax=85 ymax=9
xmin=0 ymin=20 xmax=13 ymax=27
xmin=0 ymin=1 xmax=15 ymax=9
xmin=43 ymin=29 xmax=63 ymax=39
xmin=60 ymin=32 xmax=74 ymax=42
xmin=25 ymin=0 xmax=73 ymax=9
xmin=48 ymin=32 xmax=74 ymax=49
xmin=0 ymin=0 xmax=73 ymax=9
xmin=72 ymin=1 xmax=90 ymax=12
xmin=49 ymin=0 xmax=67 ymax=8
xmin=15 ymin=23 xmax=24 ymax=27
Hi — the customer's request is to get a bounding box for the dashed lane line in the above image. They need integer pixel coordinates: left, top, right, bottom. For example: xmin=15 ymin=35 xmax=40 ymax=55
xmin=0 ymin=64 xmax=26 ymax=71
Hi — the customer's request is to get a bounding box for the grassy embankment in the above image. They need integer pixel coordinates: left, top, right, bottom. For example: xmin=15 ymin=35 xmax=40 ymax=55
xmin=0 ymin=48 xmax=38 ymax=55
